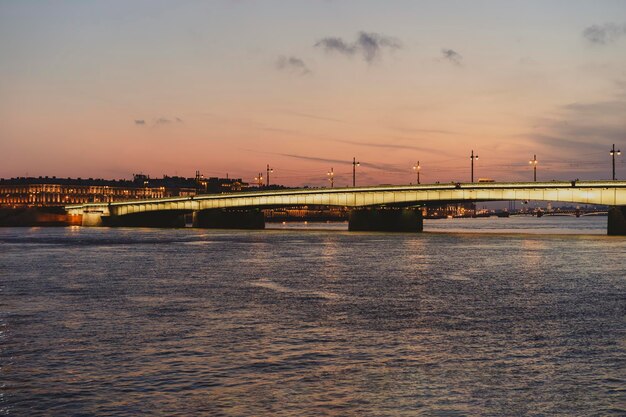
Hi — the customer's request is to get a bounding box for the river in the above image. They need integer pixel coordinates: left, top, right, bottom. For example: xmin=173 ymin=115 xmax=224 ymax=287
xmin=2 ymin=216 xmax=624 ymax=415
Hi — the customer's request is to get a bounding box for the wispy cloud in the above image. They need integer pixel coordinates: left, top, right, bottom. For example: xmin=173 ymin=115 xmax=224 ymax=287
xmin=392 ymin=126 xmax=458 ymax=135
xmin=283 ymin=110 xmax=347 ymax=124
xmin=583 ymin=22 xmax=626 ymax=45
xmin=521 ymin=87 xmax=626 ymax=176
xmin=524 ymin=133 xmax=602 ymax=152
xmin=277 ymin=153 xmax=350 ymax=166
xmin=275 ymin=55 xmax=311 ymax=75
xmin=154 ymin=117 xmax=184 ymax=126
xmin=542 ymin=99 xmax=626 ymax=145
xmin=332 ymin=138 xmax=435 ymax=154
xmin=441 ymin=48 xmax=463 ymax=66
xmin=277 ymin=152 xmax=407 ymax=173
xmin=315 ymin=37 xmax=356 ymax=56
xmin=315 ymin=31 xmax=401 ymax=63
xmin=262 ymin=126 xmax=299 ymax=134
xmin=357 ymin=32 xmax=401 ymax=63
xmin=134 ymin=119 xmax=145 ymax=125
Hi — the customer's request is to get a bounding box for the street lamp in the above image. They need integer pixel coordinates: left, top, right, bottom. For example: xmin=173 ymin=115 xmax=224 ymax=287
xmin=610 ymin=144 xmax=621 ymax=180
xmin=352 ymin=157 xmax=360 ymax=187
xmin=254 ymin=173 xmax=263 ymax=187
xmin=470 ymin=150 xmax=478 ymax=183
xmin=266 ymin=164 xmax=273 ymax=187
xmin=327 ymin=167 xmax=334 ymax=188
xmin=412 ymin=161 xmax=421 ymax=184
xmin=529 ymin=154 xmax=538 ymax=182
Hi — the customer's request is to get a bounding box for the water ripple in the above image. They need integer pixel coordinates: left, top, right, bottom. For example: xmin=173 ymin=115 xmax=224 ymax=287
xmin=1 ymin=221 xmax=625 ymax=415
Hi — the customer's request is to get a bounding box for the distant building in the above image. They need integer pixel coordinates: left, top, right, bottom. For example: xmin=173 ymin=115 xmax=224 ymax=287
xmin=0 ymin=177 xmax=165 ymax=206
xmin=190 ymin=171 xmax=247 ymax=194
xmin=0 ymin=173 xmax=249 ymax=207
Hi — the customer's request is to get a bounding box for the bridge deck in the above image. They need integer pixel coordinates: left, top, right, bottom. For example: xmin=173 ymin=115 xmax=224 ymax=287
xmin=66 ymin=181 xmax=626 ymax=216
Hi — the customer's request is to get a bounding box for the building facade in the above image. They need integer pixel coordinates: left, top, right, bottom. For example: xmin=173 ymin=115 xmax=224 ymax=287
xmin=0 ymin=181 xmax=166 ymax=207
xmin=0 ymin=174 xmax=248 ymax=207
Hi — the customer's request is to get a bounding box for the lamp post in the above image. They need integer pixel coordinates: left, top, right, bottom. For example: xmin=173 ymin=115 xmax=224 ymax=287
xmin=352 ymin=157 xmax=360 ymax=187
xmin=254 ymin=173 xmax=263 ymax=187
xmin=470 ymin=150 xmax=478 ymax=183
xmin=327 ymin=167 xmax=334 ymax=188
xmin=412 ymin=161 xmax=421 ymax=184
xmin=529 ymin=155 xmax=538 ymax=182
xmin=610 ymin=144 xmax=621 ymax=180
xmin=266 ymin=164 xmax=273 ymax=187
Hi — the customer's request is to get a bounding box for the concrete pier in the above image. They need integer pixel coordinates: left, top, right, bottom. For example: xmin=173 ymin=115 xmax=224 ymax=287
xmin=105 ymin=210 xmax=187 ymax=228
xmin=193 ymin=209 xmax=265 ymax=229
xmin=608 ymin=206 xmax=626 ymax=236
xmin=349 ymin=208 xmax=423 ymax=232
xmin=81 ymin=212 xmax=105 ymax=227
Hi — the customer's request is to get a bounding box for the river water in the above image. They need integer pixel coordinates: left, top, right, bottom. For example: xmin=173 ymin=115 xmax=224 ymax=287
xmin=2 ymin=217 xmax=625 ymax=416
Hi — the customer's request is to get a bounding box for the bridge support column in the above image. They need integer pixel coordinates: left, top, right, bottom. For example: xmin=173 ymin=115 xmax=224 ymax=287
xmin=349 ymin=208 xmax=423 ymax=232
xmin=104 ymin=211 xmax=186 ymax=228
xmin=608 ymin=206 xmax=626 ymax=236
xmin=81 ymin=212 xmax=105 ymax=227
xmin=193 ymin=209 xmax=265 ymax=229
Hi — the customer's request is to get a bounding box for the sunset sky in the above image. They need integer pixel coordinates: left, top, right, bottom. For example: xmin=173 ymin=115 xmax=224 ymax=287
xmin=1 ymin=0 xmax=625 ymax=186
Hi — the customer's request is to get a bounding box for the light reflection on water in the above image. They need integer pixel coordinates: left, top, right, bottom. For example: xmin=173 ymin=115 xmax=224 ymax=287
xmin=268 ymin=215 xmax=608 ymax=234
xmin=1 ymin=218 xmax=625 ymax=416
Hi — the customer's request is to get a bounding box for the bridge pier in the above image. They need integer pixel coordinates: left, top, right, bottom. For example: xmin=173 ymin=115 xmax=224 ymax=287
xmin=608 ymin=206 xmax=626 ymax=236
xmin=349 ymin=208 xmax=423 ymax=232
xmin=193 ymin=209 xmax=265 ymax=229
xmin=81 ymin=212 xmax=105 ymax=227
xmin=104 ymin=211 xmax=187 ymax=228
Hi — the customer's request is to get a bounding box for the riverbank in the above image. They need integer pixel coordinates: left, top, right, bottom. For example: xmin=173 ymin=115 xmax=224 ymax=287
xmin=0 ymin=207 xmax=80 ymax=227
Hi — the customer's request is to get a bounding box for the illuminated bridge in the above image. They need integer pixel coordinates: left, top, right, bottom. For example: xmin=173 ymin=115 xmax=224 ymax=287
xmin=66 ymin=180 xmax=626 ymax=235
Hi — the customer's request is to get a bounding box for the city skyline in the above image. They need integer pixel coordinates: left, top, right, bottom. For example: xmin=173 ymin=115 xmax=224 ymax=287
xmin=1 ymin=1 xmax=625 ymax=186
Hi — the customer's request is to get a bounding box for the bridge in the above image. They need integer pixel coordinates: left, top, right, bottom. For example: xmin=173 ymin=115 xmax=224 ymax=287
xmin=65 ymin=180 xmax=626 ymax=235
